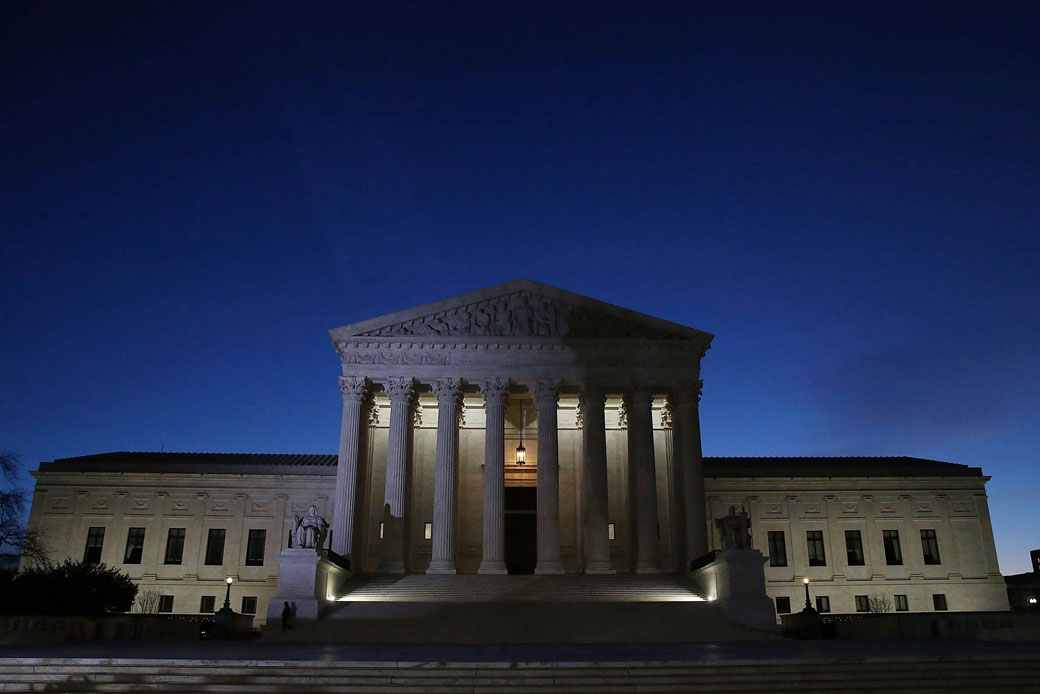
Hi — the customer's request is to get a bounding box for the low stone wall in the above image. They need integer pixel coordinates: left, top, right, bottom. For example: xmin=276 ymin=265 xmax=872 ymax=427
xmin=782 ymin=610 xmax=1040 ymax=640
xmin=0 ymin=613 xmax=254 ymax=644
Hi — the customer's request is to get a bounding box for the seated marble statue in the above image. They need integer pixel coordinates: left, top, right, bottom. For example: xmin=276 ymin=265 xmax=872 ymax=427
xmin=716 ymin=505 xmax=752 ymax=550
xmin=291 ymin=505 xmax=329 ymax=549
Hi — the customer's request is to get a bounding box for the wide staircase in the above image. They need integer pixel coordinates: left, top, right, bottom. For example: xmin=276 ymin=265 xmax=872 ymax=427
xmin=262 ymin=574 xmax=778 ymax=643
xmin=3 ymin=653 xmax=1039 ymax=692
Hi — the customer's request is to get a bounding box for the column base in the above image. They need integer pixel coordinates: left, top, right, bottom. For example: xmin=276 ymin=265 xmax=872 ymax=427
xmin=478 ymin=561 xmax=508 ymax=575
xmin=584 ymin=561 xmax=616 ymax=575
xmin=535 ymin=562 xmax=565 ymax=575
xmin=426 ymin=561 xmax=457 ymax=575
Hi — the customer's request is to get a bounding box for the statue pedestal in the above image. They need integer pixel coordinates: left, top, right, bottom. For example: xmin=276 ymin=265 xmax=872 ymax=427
xmin=267 ymin=548 xmax=322 ymax=624
xmin=690 ymin=549 xmax=777 ymax=629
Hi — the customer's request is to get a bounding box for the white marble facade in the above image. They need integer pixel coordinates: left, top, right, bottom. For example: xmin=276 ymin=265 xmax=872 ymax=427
xmin=327 ymin=280 xmax=715 ymax=578
xmin=25 ymin=280 xmax=1009 ymax=624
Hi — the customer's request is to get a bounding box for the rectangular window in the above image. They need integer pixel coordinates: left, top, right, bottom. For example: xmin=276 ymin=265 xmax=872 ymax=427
xmin=921 ymin=529 xmax=941 ymax=565
xmin=816 ymin=596 xmax=830 ymax=613
xmin=855 ymin=595 xmax=870 ymax=613
xmin=199 ymin=596 xmax=216 ymax=613
xmin=164 ymin=528 xmax=185 ymax=565
xmin=775 ymin=596 xmax=791 ymax=614
xmin=241 ymin=596 xmax=257 ymax=614
xmin=844 ymin=530 xmax=865 ymax=566
xmin=245 ymin=529 xmax=266 ymax=566
xmin=767 ymin=531 xmax=787 ymax=567
xmin=882 ymin=530 xmax=902 ymax=565
xmin=378 ymin=522 xmax=384 ymax=540
xmin=933 ymin=594 xmax=948 ymax=611
xmin=123 ymin=527 xmax=146 ymax=564
xmin=83 ymin=527 xmax=105 ymax=564
xmin=205 ymin=528 xmax=226 ymax=566
xmin=894 ymin=594 xmax=909 ymax=612
xmin=157 ymin=595 xmax=174 ymax=613
xmin=608 ymin=522 xmax=616 ymax=541
xmin=423 ymin=522 xmax=433 ymax=541
xmin=806 ymin=530 xmax=826 ymax=566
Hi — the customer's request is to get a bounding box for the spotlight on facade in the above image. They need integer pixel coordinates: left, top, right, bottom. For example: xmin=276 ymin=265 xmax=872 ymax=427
xmin=1030 ymin=597 xmax=1038 ymax=605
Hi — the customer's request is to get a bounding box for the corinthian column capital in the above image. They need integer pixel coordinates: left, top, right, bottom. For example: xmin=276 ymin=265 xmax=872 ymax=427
xmin=533 ymin=378 xmax=561 ymax=409
xmin=339 ymin=376 xmax=369 ymax=402
xmin=432 ymin=377 xmax=462 ymax=403
xmin=579 ymin=384 xmax=607 ymax=409
xmin=624 ymin=385 xmax=653 ymax=410
xmin=479 ymin=377 xmax=510 ymax=403
xmin=385 ymin=376 xmax=416 ymax=402
xmin=672 ymin=379 xmax=703 ymax=407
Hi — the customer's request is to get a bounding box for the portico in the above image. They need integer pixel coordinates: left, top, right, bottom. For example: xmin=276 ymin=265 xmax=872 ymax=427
xmin=327 ymin=279 xmax=714 ymax=576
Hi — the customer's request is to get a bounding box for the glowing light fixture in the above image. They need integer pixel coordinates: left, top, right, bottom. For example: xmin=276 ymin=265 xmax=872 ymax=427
xmin=515 ymin=401 xmax=527 ymax=465
xmin=220 ymin=575 xmax=234 ymax=614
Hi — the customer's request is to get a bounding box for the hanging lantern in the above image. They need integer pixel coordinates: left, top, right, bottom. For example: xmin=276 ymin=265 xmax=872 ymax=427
xmin=516 ymin=401 xmax=527 ymax=465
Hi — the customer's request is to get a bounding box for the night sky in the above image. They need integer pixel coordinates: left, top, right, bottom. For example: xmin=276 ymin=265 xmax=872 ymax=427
xmin=2 ymin=2 xmax=1037 ymax=573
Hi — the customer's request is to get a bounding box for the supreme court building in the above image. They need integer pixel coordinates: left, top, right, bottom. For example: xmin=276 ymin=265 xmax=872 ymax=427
xmin=26 ymin=280 xmax=1009 ymax=626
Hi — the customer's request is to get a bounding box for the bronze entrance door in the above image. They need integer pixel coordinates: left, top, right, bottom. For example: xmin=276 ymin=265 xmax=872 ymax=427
xmin=503 ymin=486 xmax=536 ymax=574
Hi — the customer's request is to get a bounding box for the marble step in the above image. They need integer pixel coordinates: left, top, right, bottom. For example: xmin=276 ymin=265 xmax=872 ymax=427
xmin=1 ymin=657 xmax=1039 ymax=692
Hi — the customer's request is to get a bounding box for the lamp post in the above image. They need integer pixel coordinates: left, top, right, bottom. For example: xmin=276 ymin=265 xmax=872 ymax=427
xmin=801 ymin=577 xmax=817 ymax=614
xmin=212 ymin=576 xmax=237 ymax=640
xmin=216 ymin=576 xmax=236 ymax=618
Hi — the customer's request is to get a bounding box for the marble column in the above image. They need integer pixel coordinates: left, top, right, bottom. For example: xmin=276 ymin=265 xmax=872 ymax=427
xmin=673 ymin=380 xmax=707 ymax=564
xmin=534 ymin=379 xmax=564 ymax=574
xmin=378 ymin=376 xmax=414 ymax=573
xmin=478 ymin=377 xmax=509 ymax=574
xmin=581 ymin=386 xmax=615 ymax=574
xmin=332 ymin=375 xmax=367 ymax=557
xmin=627 ymin=387 xmax=663 ymax=573
xmin=428 ymin=378 xmax=462 ymax=574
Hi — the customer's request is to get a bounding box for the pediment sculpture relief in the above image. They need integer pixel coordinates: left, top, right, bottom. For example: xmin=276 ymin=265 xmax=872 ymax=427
xmin=357 ymin=291 xmax=681 ymax=340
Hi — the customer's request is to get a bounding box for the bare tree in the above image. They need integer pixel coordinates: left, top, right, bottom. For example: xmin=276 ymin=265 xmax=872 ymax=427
xmin=1 ymin=451 xmax=47 ymax=567
xmin=868 ymin=593 xmax=892 ymax=614
xmin=132 ymin=589 xmax=161 ymax=614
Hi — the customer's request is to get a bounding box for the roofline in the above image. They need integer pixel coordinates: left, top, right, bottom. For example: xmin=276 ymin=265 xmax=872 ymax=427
xmin=36 ymin=452 xmax=984 ymax=479
xmin=328 ymin=278 xmax=715 ymax=343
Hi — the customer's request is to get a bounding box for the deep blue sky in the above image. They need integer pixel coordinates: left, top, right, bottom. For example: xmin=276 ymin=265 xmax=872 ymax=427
xmin=2 ymin=2 xmax=1037 ymax=573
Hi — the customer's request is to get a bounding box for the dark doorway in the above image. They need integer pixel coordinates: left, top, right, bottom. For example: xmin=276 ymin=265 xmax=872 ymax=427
xmin=504 ymin=486 xmax=537 ymax=574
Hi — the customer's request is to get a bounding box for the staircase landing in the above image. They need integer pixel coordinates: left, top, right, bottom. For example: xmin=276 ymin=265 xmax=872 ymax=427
xmin=334 ymin=573 xmax=706 ymax=603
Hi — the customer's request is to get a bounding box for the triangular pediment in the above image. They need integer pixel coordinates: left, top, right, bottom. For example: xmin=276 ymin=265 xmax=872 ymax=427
xmin=330 ymin=279 xmax=713 ymax=343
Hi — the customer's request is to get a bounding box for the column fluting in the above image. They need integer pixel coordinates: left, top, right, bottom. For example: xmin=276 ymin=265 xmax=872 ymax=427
xmin=332 ymin=376 xmax=368 ymax=558
xmin=581 ymin=386 xmax=615 ymax=574
xmin=673 ymin=380 xmax=707 ymax=565
xmin=627 ymin=387 xmax=663 ymax=573
xmin=428 ymin=378 xmax=462 ymax=574
xmin=478 ymin=378 xmax=509 ymax=574
xmin=534 ymin=379 xmax=565 ymax=574
xmin=378 ymin=376 xmax=415 ymax=573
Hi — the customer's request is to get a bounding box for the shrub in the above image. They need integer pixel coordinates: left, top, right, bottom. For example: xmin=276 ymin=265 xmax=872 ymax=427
xmin=1 ymin=560 xmax=138 ymax=615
